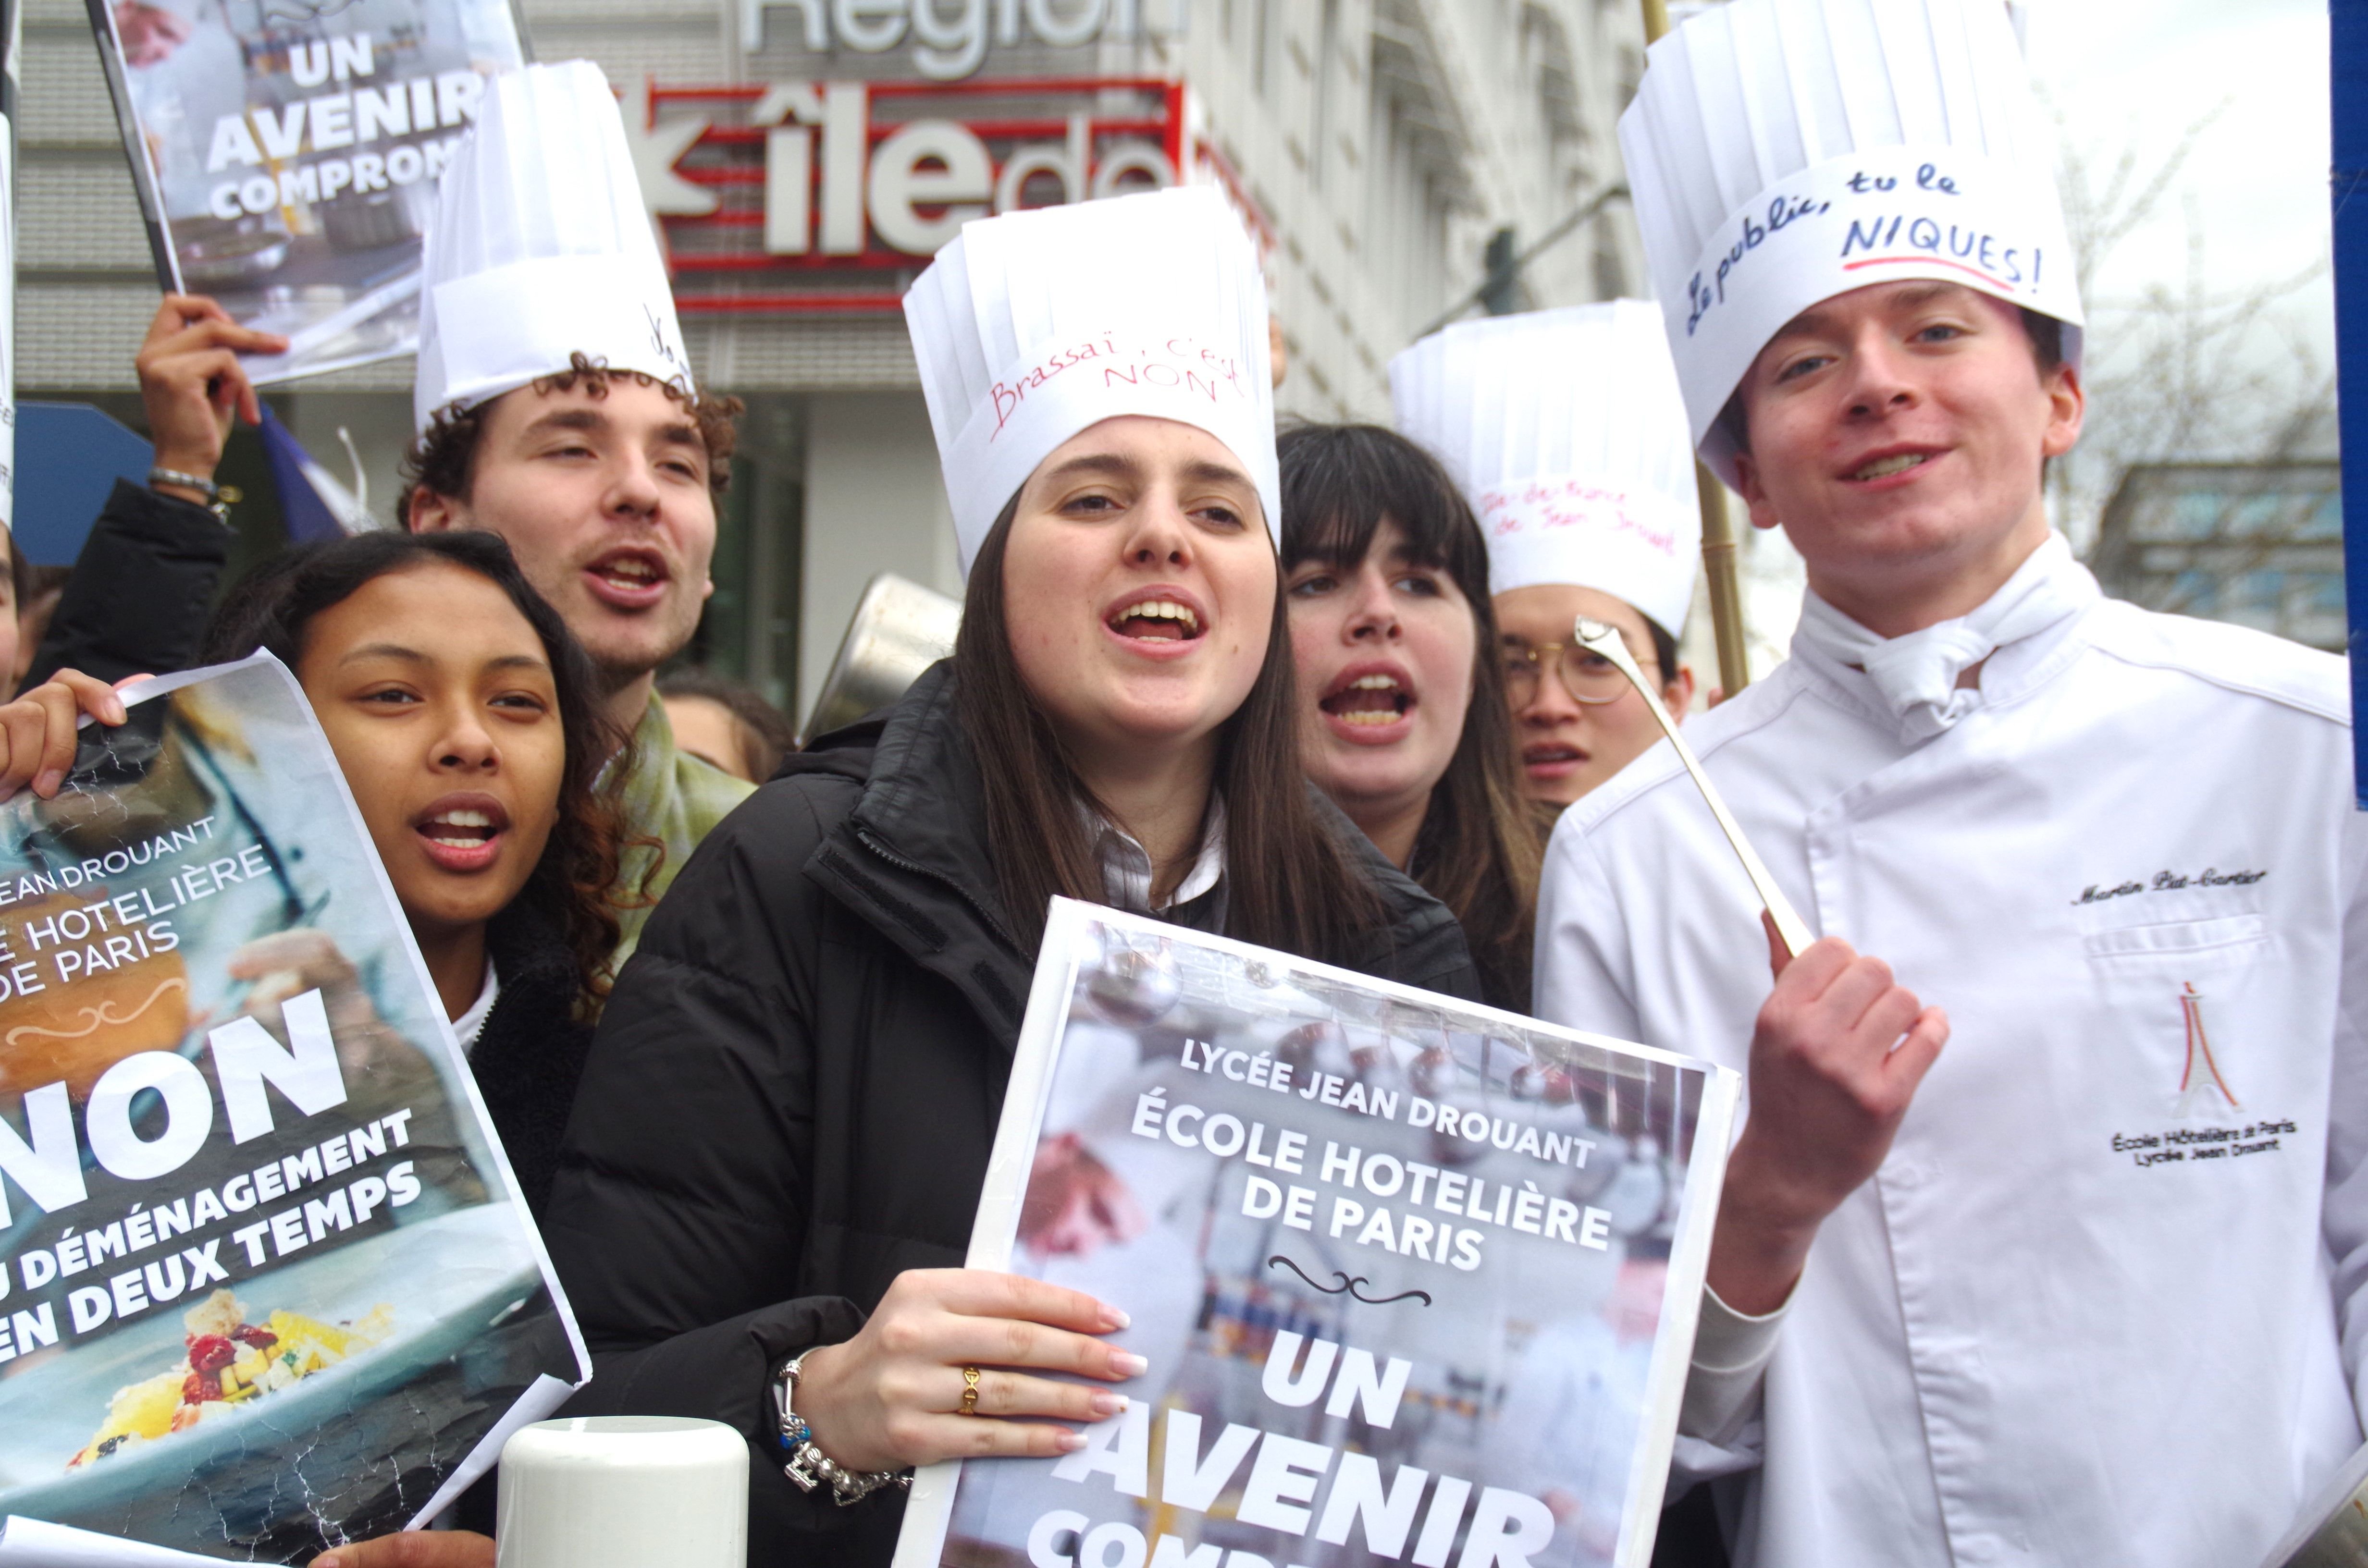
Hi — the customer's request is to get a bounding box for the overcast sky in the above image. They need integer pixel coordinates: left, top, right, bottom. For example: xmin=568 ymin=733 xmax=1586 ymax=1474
xmin=2024 ymin=0 xmax=2333 ymax=368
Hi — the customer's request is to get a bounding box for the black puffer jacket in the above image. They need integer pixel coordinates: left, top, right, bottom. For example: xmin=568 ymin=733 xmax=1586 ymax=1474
xmin=27 ymin=480 xmax=231 ymax=689
xmin=543 ymin=663 xmax=1480 ymax=1568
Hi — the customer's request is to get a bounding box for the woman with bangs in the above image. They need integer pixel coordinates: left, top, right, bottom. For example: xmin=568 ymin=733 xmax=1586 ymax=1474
xmin=312 ymin=187 xmax=1485 ymax=1568
xmin=1278 ymin=422 xmax=1542 ymax=1010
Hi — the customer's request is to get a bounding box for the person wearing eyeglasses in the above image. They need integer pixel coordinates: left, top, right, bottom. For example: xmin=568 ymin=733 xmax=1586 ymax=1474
xmin=1391 ymin=300 xmax=1700 ymax=811
xmin=1496 ymin=592 xmax=1695 ymax=808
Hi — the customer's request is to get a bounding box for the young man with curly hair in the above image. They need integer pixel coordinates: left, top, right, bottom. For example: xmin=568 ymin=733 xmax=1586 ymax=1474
xmin=402 ymin=62 xmax=754 ymax=965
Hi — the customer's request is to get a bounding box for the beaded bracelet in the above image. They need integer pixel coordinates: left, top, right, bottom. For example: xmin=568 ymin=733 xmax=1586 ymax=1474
xmin=772 ymin=1351 xmax=912 ymax=1505
xmin=149 ymin=466 xmax=240 ymax=523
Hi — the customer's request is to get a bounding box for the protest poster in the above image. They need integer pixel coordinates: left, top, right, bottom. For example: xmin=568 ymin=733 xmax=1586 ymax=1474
xmin=894 ymin=899 xmax=1739 ymax=1568
xmin=0 ymin=654 xmax=586 ymax=1561
xmin=1 ymin=0 xmax=17 ymax=529
xmin=86 ymin=0 xmax=528 ymax=382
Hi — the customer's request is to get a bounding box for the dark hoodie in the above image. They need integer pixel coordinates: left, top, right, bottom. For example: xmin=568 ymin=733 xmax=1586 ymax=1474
xmin=542 ymin=662 xmax=1479 ymax=1567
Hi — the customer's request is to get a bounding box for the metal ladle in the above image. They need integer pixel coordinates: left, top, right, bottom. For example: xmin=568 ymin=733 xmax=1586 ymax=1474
xmin=1570 ymin=615 xmax=1816 ymax=959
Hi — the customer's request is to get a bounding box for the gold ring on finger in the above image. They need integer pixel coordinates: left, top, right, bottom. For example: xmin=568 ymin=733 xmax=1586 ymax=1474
xmin=960 ymin=1364 xmax=982 ymax=1416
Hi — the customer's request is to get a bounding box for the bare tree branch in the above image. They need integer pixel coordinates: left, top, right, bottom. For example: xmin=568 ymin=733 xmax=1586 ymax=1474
xmin=2047 ymin=104 xmax=2334 ymax=576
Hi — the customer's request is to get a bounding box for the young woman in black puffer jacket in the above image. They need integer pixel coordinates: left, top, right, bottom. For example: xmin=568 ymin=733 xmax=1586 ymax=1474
xmin=528 ymin=195 xmax=1481 ymax=1568
xmin=316 ymin=190 xmax=1483 ymax=1568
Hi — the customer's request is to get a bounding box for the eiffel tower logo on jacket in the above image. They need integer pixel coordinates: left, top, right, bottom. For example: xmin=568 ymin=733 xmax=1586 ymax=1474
xmin=2176 ymin=981 xmax=2239 ymax=1116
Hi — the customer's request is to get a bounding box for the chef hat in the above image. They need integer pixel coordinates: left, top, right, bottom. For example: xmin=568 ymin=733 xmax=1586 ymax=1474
xmin=1390 ymin=302 xmax=1700 ymax=635
xmin=413 ymin=61 xmax=693 ymax=432
xmin=903 ymin=184 xmax=1278 ymax=577
xmin=1618 ymin=0 xmax=2084 ymax=485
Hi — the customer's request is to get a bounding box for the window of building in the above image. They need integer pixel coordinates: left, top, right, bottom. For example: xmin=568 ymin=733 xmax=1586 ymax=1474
xmin=2304 ymin=492 xmax=2343 ymax=541
xmin=670 ymin=393 xmax=805 ymax=713
xmin=2228 ymin=570 xmax=2284 ymax=629
xmin=2169 ymin=570 xmax=2220 ymax=615
xmin=2171 ymin=490 xmax=2227 ymax=540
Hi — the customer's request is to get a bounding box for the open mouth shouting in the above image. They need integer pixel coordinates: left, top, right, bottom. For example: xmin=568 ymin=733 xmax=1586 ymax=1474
xmin=1103 ymin=588 xmax=1209 ymax=652
xmin=1319 ymin=662 xmax=1417 ymax=744
xmin=583 ymin=547 xmax=672 ymax=611
xmin=1841 ymin=446 xmax=1943 ymax=486
xmin=413 ymin=792 xmax=511 ymax=874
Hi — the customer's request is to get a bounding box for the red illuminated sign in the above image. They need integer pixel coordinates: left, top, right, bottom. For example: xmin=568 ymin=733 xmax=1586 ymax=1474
xmin=646 ymin=76 xmax=1237 ymax=314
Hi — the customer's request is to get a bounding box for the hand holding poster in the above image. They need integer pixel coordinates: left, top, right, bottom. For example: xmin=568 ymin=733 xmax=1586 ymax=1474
xmin=87 ymin=0 xmax=527 ymax=382
xmin=0 ymin=655 xmax=584 ymax=1560
xmin=897 ymin=900 xmax=1739 ymax=1568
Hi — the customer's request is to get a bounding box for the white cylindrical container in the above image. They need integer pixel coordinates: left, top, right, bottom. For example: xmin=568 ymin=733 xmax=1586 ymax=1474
xmin=495 ymin=1415 xmax=748 ymax=1568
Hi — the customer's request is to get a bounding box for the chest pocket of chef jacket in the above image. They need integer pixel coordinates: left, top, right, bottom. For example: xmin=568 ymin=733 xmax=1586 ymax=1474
xmin=2080 ymin=910 xmax=2269 ymax=981
xmin=2077 ymin=911 xmax=2275 ymax=1120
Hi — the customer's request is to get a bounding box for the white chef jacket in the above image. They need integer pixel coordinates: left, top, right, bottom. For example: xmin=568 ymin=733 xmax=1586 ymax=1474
xmin=1535 ymin=588 xmax=2368 ymax=1568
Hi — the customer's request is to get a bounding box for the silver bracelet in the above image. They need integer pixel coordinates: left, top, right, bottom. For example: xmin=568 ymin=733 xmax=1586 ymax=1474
xmin=148 ymin=467 xmax=238 ymax=522
xmin=149 ymin=466 xmax=220 ymax=499
xmin=772 ymin=1351 xmax=911 ymax=1505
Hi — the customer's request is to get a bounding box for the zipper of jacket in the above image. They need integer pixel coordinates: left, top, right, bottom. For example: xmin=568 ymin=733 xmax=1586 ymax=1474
xmin=851 ymin=825 xmax=1026 ymax=956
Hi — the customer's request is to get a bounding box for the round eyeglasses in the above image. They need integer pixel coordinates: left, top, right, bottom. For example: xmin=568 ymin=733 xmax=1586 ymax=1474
xmin=1502 ymin=638 xmax=1658 ymax=706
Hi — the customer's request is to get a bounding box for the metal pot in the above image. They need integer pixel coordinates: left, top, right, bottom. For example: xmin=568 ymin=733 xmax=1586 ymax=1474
xmin=797 ymin=573 xmax=961 ymax=747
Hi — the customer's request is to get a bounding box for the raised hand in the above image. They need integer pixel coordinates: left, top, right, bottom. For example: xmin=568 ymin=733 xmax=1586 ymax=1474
xmin=1706 ymin=915 xmax=1948 ymax=1313
xmin=134 ymin=294 xmax=286 ymax=502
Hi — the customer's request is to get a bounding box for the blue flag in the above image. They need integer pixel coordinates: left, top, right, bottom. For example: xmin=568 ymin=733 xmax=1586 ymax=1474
xmin=258 ymin=406 xmax=378 ymax=542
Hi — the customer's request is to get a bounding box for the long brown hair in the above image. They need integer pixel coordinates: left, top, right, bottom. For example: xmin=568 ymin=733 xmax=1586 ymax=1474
xmin=1276 ymin=422 xmax=1542 ymax=1007
xmin=956 ymin=495 xmax=1384 ymax=961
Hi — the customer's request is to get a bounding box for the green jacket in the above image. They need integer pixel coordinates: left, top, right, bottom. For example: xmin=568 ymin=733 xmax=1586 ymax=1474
xmin=614 ymin=692 xmax=755 ymax=966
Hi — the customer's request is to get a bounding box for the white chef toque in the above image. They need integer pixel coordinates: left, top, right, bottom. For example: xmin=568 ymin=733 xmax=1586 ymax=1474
xmin=903 ymin=184 xmax=1279 ymax=578
xmin=1618 ymin=0 xmax=2084 ymax=485
xmin=413 ymin=60 xmax=694 ymax=432
xmin=1390 ymin=302 xmax=1700 ymax=636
